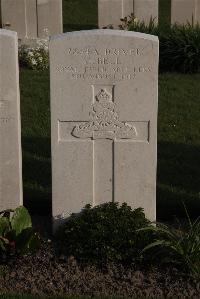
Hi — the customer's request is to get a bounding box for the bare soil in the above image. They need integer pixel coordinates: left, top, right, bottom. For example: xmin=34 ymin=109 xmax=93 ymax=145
xmin=0 ymin=241 xmax=199 ymax=299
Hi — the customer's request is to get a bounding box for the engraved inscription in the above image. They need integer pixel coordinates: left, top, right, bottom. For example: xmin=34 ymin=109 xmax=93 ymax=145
xmin=0 ymin=100 xmax=9 ymax=108
xmin=0 ymin=100 xmax=12 ymax=124
xmin=72 ymin=89 xmax=137 ymax=140
xmin=55 ymin=46 xmax=153 ymax=81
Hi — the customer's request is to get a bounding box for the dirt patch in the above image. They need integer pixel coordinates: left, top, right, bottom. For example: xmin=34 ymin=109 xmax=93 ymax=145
xmin=0 ymin=241 xmax=199 ymax=298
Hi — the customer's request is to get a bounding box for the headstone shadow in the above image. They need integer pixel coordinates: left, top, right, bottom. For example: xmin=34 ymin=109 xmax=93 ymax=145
xmin=157 ymin=141 xmax=200 ymax=220
xmin=22 ymin=136 xmax=51 ymax=215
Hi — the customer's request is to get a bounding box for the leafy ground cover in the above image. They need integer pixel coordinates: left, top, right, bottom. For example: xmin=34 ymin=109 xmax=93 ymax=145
xmin=0 ymin=240 xmax=199 ymax=298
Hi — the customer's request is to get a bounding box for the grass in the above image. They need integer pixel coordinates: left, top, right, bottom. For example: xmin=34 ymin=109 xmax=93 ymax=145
xmin=20 ymin=69 xmax=51 ymax=215
xmin=63 ymin=0 xmax=98 ymax=32
xmin=157 ymin=73 xmax=200 ymax=220
xmin=159 ymin=0 xmax=171 ymax=25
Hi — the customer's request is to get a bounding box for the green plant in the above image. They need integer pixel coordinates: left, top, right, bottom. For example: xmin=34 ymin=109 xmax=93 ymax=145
xmin=138 ymin=206 xmax=200 ymax=279
xmin=120 ymin=15 xmax=200 ymax=73
xmin=0 ymin=206 xmax=40 ymax=258
xmin=58 ymin=202 xmax=153 ymax=264
xmin=19 ymin=39 xmax=49 ymax=70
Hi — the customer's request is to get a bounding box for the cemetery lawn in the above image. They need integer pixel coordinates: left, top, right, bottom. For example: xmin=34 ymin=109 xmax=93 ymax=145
xmin=20 ymin=70 xmax=200 ymax=222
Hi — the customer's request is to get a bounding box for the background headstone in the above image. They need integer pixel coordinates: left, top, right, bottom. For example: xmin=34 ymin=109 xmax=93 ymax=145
xmin=98 ymin=0 xmax=159 ymax=28
xmin=37 ymin=0 xmax=63 ymax=38
xmin=98 ymin=0 xmax=133 ymax=29
xmin=1 ymin=0 xmax=27 ymax=39
xmin=171 ymin=0 xmax=198 ymax=25
xmin=1 ymin=0 xmax=37 ymax=39
xmin=134 ymin=0 xmax=158 ymax=24
xmin=25 ymin=0 xmax=37 ymax=38
xmin=50 ymin=30 xmax=158 ymax=229
xmin=0 ymin=29 xmax=23 ymax=211
xmin=1 ymin=0 xmax=63 ymax=39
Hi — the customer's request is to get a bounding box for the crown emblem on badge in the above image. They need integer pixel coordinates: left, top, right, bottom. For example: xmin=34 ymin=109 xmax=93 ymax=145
xmin=96 ymin=89 xmax=112 ymax=102
xmin=72 ymin=88 xmax=137 ymax=140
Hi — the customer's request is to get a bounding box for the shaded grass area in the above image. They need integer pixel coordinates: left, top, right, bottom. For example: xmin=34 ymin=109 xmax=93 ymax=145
xmin=20 ymin=69 xmax=200 ymax=221
xmin=20 ymin=69 xmax=51 ymax=215
xmin=63 ymin=0 xmax=98 ymax=32
xmin=159 ymin=0 xmax=171 ymax=25
xmin=157 ymin=73 xmax=200 ymax=220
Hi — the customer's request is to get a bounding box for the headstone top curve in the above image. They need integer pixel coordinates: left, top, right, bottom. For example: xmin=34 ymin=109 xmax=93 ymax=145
xmin=0 ymin=29 xmax=17 ymax=38
xmin=50 ymin=29 xmax=159 ymax=43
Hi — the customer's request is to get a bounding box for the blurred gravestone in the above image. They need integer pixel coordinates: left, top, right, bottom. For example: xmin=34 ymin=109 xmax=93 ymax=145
xmin=1 ymin=0 xmax=37 ymax=39
xmin=0 ymin=29 xmax=23 ymax=211
xmin=50 ymin=30 xmax=159 ymax=230
xmin=98 ymin=0 xmax=133 ymax=28
xmin=37 ymin=0 xmax=63 ymax=38
xmin=98 ymin=0 xmax=158 ymax=28
xmin=171 ymin=0 xmax=200 ymax=25
xmin=134 ymin=0 xmax=158 ymax=24
xmin=1 ymin=0 xmax=63 ymax=39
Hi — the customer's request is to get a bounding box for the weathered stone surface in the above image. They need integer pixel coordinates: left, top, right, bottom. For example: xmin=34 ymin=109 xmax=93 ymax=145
xmin=171 ymin=0 xmax=199 ymax=25
xmin=0 ymin=30 xmax=23 ymax=211
xmin=1 ymin=0 xmax=37 ymax=39
xmin=98 ymin=0 xmax=133 ymax=28
xmin=134 ymin=0 xmax=158 ymax=24
xmin=50 ymin=30 xmax=158 ymax=229
xmin=37 ymin=0 xmax=63 ymax=38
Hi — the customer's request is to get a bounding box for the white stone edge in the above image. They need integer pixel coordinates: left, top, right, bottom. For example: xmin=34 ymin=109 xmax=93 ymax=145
xmin=0 ymin=29 xmax=18 ymax=38
xmin=50 ymin=29 xmax=158 ymax=42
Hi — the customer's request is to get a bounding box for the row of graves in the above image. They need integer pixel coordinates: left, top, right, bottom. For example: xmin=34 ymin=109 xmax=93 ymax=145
xmin=0 ymin=27 xmax=158 ymax=230
xmin=1 ymin=0 xmax=200 ymax=42
xmin=99 ymin=0 xmax=200 ymax=28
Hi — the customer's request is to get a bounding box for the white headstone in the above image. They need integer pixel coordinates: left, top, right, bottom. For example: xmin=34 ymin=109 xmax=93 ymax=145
xmin=0 ymin=30 xmax=23 ymax=211
xmin=1 ymin=0 xmax=63 ymax=39
xmin=1 ymin=0 xmax=37 ymax=39
xmin=37 ymin=0 xmax=63 ymax=38
xmin=50 ymin=30 xmax=158 ymax=229
xmin=171 ymin=0 xmax=199 ymax=25
xmin=98 ymin=0 xmax=133 ymax=29
xmin=134 ymin=0 xmax=158 ymax=24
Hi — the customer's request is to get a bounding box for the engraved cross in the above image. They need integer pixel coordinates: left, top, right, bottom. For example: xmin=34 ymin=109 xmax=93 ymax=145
xmin=59 ymin=85 xmax=149 ymax=205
